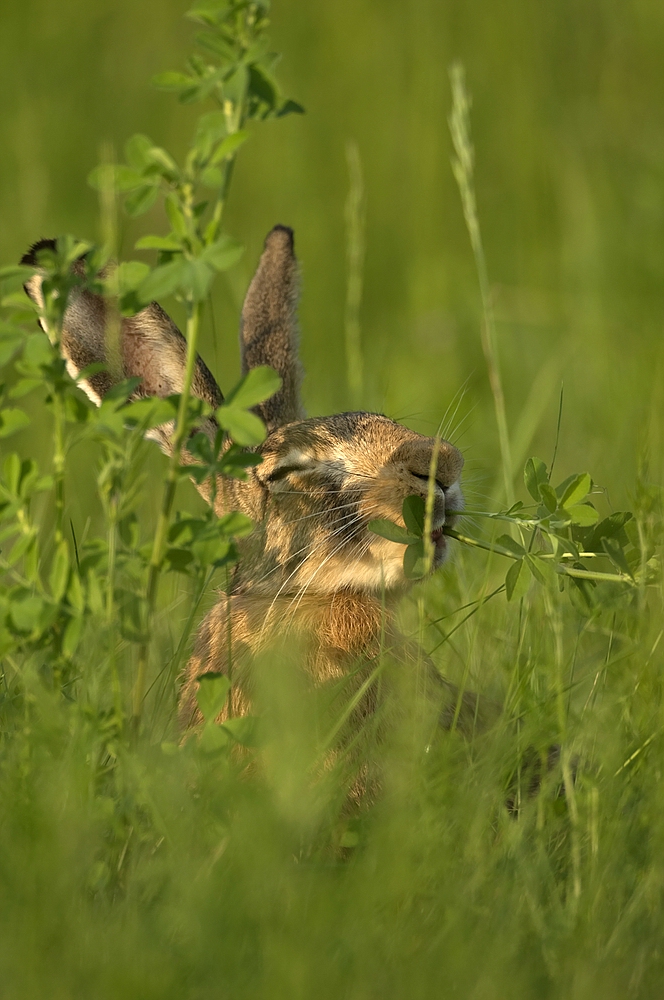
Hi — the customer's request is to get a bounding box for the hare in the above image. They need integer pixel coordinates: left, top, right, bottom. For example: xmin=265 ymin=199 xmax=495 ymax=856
xmin=22 ymin=226 xmax=484 ymax=736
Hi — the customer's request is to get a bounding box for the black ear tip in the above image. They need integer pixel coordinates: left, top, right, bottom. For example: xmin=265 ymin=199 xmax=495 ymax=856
xmin=20 ymin=238 xmax=57 ymax=267
xmin=264 ymin=225 xmax=294 ymax=252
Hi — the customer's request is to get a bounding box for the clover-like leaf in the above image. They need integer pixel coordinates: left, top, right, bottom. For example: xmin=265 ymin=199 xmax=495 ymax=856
xmin=403 ymin=539 xmax=427 ymax=579
xmin=495 ymin=534 xmax=525 ymax=558
xmin=224 ymin=366 xmax=282 ymax=409
xmin=524 ymin=457 xmax=548 ymax=502
xmin=559 ymin=472 xmax=592 ymax=508
xmin=196 ymin=672 xmax=230 ymax=723
xmin=216 ymin=405 xmax=266 ymax=446
xmin=539 ymin=483 xmax=558 ymax=514
xmin=564 ymin=503 xmax=599 ymax=527
xmin=402 ymin=494 xmax=425 ymax=537
xmin=0 ymin=408 xmax=30 ymax=438
xmin=505 ymin=557 xmax=531 ymax=602
xmin=367 ymin=519 xmax=418 ymax=545
xmin=601 ymin=537 xmax=633 ymax=578
xmin=222 ymin=715 xmax=261 ymax=747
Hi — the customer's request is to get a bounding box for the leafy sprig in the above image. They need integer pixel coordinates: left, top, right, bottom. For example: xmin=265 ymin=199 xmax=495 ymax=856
xmin=369 ymin=457 xmax=647 ymax=610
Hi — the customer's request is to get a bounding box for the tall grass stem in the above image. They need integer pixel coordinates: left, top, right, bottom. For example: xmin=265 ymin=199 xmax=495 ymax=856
xmin=448 ymin=63 xmax=514 ymax=506
xmin=132 ymin=299 xmax=203 ymax=734
xmin=344 ymin=140 xmax=366 ymax=408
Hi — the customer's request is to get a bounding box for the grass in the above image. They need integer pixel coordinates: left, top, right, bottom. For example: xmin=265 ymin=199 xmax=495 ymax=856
xmin=1 ymin=1 xmax=664 ymax=997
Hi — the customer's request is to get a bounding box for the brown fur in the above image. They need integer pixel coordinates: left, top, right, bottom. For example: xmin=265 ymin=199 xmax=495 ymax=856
xmin=22 ymin=227 xmax=484 ymax=739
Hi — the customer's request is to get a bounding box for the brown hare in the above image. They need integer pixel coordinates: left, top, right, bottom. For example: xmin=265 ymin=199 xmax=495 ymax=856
xmin=22 ymin=226 xmax=484 ymax=736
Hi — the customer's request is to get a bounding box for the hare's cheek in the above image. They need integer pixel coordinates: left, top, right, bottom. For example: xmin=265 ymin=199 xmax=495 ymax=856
xmin=445 ymin=482 xmax=464 ymax=521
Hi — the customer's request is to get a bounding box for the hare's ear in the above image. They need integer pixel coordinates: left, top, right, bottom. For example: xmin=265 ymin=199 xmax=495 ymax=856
xmin=240 ymin=225 xmax=304 ymax=430
xmin=21 ymin=240 xmax=222 ymax=414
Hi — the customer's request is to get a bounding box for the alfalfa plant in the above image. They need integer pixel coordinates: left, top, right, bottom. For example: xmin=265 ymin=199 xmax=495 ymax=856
xmin=0 ymin=0 xmax=303 ymax=741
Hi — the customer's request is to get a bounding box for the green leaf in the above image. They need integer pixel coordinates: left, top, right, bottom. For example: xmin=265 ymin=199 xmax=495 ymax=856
xmin=62 ymin=614 xmax=83 ymax=659
xmin=602 ymin=537 xmax=633 ymax=578
xmin=201 ymin=166 xmax=223 ymax=188
xmin=195 ymin=110 xmax=227 ymax=149
xmin=88 ymin=164 xmax=143 ymax=192
xmin=584 ymin=511 xmax=633 ymax=553
xmin=524 ymin=457 xmax=548 ymax=501
xmin=3 ymin=452 xmax=21 ymax=493
xmin=9 ymin=379 xmax=41 ymax=399
xmin=152 ymin=71 xmax=196 ymax=91
xmin=367 ymin=519 xmax=418 ymax=545
xmin=0 ymin=264 xmax=35 ymax=283
xmin=67 ymin=573 xmax=85 ymax=614
xmin=526 ymin=553 xmax=557 ymax=587
xmin=222 ymin=715 xmax=261 ymax=747
xmin=135 ymin=235 xmax=182 ymax=252
xmin=194 ymin=259 xmax=220 ymax=301
xmin=402 ymin=494 xmax=425 ymax=537
xmin=122 ymin=396 xmax=178 ymax=429
xmin=165 ymin=194 xmax=188 ymax=238
xmin=116 ymin=260 xmax=151 ymax=294
xmin=196 ymin=672 xmax=230 ymax=723
xmin=505 ymin=558 xmax=531 ymax=601
xmin=138 ymin=259 xmax=189 ymax=302
xmin=559 ymin=472 xmax=592 ymax=508
xmin=165 ymin=547 xmax=194 ymax=573
xmin=210 ymin=130 xmax=249 ymax=164
xmin=565 ymin=503 xmax=599 ymax=527
xmin=495 ymin=534 xmax=525 ymax=558
xmin=249 ymin=63 xmax=278 ymax=109
xmin=224 ymin=365 xmax=282 ymax=408
xmin=191 ymin=534 xmax=233 ymax=567
xmin=23 ymin=333 xmax=55 ymax=368
xmin=199 ymin=722 xmax=230 ymax=752
xmin=187 ymin=0 xmax=232 ymax=25
xmin=0 ymin=335 xmax=24 ymax=367
xmin=49 ymin=541 xmax=70 ymax=601
xmin=277 ymin=99 xmax=306 ymax=117
xmin=124 ymin=184 xmax=160 ymax=217
xmin=217 ymin=511 xmax=255 ymax=537
xmin=539 ymin=483 xmax=558 ymax=513
xmin=7 ymin=531 xmax=36 ymax=567
xmin=216 ymin=405 xmax=266 ymax=446
xmin=10 ymin=594 xmax=46 ymax=633
xmin=0 ymin=408 xmax=30 ymax=438
xmin=201 ymin=236 xmax=244 ymax=272
xmin=403 ymin=539 xmax=427 ymax=579
xmin=124 ymin=133 xmax=156 ymax=169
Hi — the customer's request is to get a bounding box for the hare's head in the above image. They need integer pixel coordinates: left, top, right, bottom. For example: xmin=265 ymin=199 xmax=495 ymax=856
xmin=22 ymin=226 xmax=463 ymax=598
xmin=242 ymin=412 xmax=463 ymax=596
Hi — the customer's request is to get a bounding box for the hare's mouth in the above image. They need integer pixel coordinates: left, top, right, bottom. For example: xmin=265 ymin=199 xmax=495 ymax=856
xmin=430 ymin=525 xmax=447 ymax=558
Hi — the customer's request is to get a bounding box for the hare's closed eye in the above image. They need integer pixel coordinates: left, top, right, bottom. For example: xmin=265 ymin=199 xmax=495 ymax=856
xmin=410 ymin=470 xmax=448 ymax=492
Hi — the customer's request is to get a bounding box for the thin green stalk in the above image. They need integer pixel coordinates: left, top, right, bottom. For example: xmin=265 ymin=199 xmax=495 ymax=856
xmin=443 ymin=526 xmax=636 ymax=585
xmin=52 ymin=391 xmax=66 ymax=545
xmin=106 ymin=493 xmax=122 ymax=720
xmin=344 ymin=139 xmax=365 ymax=408
xmin=449 ymin=63 xmax=513 ymax=506
xmin=546 ymin=590 xmax=581 ymax=902
xmin=423 ymin=436 xmax=441 ymax=574
xmin=132 ymin=299 xmax=203 ymax=733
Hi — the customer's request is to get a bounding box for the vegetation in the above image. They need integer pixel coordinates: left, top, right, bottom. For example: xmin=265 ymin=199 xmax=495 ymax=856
xmin=0 ymin=1 xmax=663 ymax=997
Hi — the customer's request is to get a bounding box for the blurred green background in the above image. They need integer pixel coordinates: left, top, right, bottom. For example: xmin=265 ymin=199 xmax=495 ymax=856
xmin=1 ymin=0 xmax=662 ymax=516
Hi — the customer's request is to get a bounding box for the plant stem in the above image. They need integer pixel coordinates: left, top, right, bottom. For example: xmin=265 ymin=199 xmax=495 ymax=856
xmin=443 ymin=527 xmax=636 ymax=585
xmin=132 ymin=299 xmax=203 ymax=734
xmin=423 ymin=436 xmax=441 ymax=573
xmin=449 ymin=63 xmax=513 ymax=506
xmin=344 ymin=140 xmax=365 ymax=408
xmin=52 ymin=391 xmax=66 ymax=545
